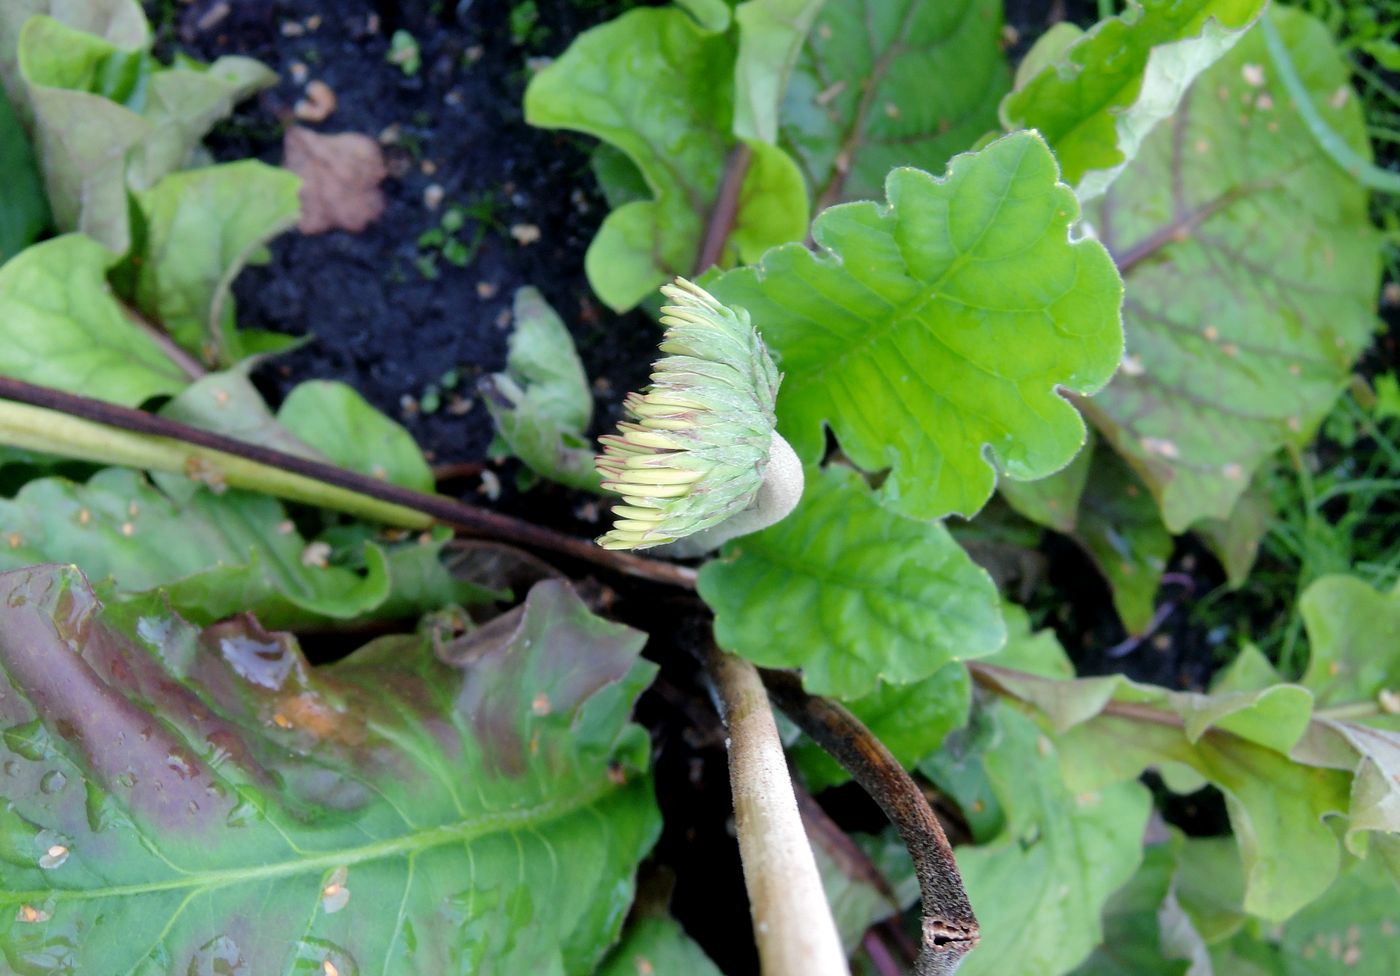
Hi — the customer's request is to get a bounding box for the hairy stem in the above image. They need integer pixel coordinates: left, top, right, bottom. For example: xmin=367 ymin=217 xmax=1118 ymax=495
xmin=0 ymin=377 xmax=696 ymax=590
xmin=761 ymin=669 xmax=979 ymax=976
xmin=708 ymin=649 xmax=850 ymax=976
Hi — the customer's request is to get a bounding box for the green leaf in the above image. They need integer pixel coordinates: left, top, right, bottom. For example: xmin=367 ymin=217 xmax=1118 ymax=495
xmin=0 ymin=234 xmax=189 ymax=405
xmin=1295 ymin=576 xmax=1400 ymax=867
xmin=278 ymin=381 xmax=435 ymax=494
xmin=1194 ymin=854 xmax=1400 ymax=975
xmin=1193 ymin=474 xmax=1271 ymax=586
xmin=525 ymin=6 xmax=808 ymax=311
xmin=1068 ymin=838 xmax=1205 ymax=976
xmin=709 ymin=131 xmax=1124 ymax=522
xmin=596 ymin=916 xmax=724 ymax=976
xmin=483 ymin=287 xmax=601 ymax=492
xmin=9 ymin=7 xmax=273 ymax=253
xmin=131 ymin=160 xmax=301 ymax=365
xmin=1003 ymin=440 xmax=1172 ymax=633
xmin=0 ymin=0 xmax=150 ymax=121
xmin=733 ymin=0 xmax=826 ymax=144
xmin=957 ymin=705 xmax=1153 ymax=976
xmin=1269 ymin=857 xmax=1400 ymax=974
xmin=812 ymin=829 xmax=918 ymax=952
xmin=676 ymin=0 xmax=732 ymax=32
xmin=0 ymin=567 xmax=659 ymax=973
xmin=0 ymin=468 xmax=485 ymax=628
xmin=16 ymin=15 xmax=152 ymax=252
xmin=978 ymin=663 xmax=1349 ymax=921
xmin=0 ymin=87 xmax=49 ymax=259
xmin=700 ymin=464 xmax=1004 ymax=697
xmin=998 ymin=439 xmax=1093 ymax=534
xmin=1298 ymin=576 xmax=1400 ymax=709
xmin=159 ymin=367 xmax=325 ymax=469
xmin=1071 ymin=446 xmax=1172 ymax=634
xmin=1001 ymin=0 xmax=1267 ymax=200
xmin=1080 ymin=6 xmax=1382 ymax=532
xmin=781 ymin=0 xmax=1011 ymax=207
xmin=793 ymin=662 xmax=970 ymax=790
xmin=123 ymin=54 xmax=276 ymax=189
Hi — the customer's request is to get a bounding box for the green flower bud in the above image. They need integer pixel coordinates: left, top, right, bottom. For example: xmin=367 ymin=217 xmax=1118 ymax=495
xmin=596 ymin=278 xmax=801 ymax=551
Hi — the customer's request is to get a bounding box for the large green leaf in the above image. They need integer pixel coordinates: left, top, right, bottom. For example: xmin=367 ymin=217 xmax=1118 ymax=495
xmin=1080 ymin=6 xmax=1382 ymax=532
xmin=0 ymin=234 xmax=189 ymax=405
xmin=709 ymin=131 xmax=1124 ymax=522
xmin=699 ymin=464 xmax=1004 ymax=697
xmin=977 ymin=662 xmax=1353 ymax=921
xmin=278 ymin=380 xmax=435 ymax=495
xmin=483 ymin=287 xmax=601 ymax=492
xmin=1068 ymin=838 xmax=1206 ymax=976
xmin=0 ymin=86 xmax=48 ymax=260
xmin=1001 ymin=0 xmax=1267 ymax=201
xmin=1255 ymin=857 xmax=1400 ymax=974
xmin=524 ymin=6 xmax=808 ymax=311
xmin=132 ymin=161 xmax=301 ymax=366
xmin=780 ymin=0 xmax=1010 ymax=208
xmin=0 ymin=468 xmax=484 ymax=629
xmin=957 ymin=705 xmax=1153 ymax=976
xmin=0 ymin=568 xmax=658 ymax=973
xmin=733 ymin=0 xmax=826 ymax=145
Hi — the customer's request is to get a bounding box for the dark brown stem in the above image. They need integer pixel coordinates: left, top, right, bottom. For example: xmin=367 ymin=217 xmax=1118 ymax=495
xmin=760 ymin=668 xmax=979 ymax=976
xmin=0 ymin=376 xmax=697 ymax=590
xmin=694 ymin=143 xmax=753 ymax=276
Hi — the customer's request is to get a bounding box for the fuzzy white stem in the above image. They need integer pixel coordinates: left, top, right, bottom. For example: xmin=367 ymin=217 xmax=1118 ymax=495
xmin=710 ymin=649 xmax=850 ymax=976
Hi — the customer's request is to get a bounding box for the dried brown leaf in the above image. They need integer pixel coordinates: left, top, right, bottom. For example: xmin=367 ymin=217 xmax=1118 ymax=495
xmin=283 ymin=126 xmax=386 ymax=234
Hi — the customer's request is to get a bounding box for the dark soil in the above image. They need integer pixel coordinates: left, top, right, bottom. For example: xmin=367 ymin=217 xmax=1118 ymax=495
xmin=160 ymin=0 xmax=659 ymax=493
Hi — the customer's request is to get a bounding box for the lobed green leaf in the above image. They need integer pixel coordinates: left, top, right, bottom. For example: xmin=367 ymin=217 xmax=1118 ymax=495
xmin=710 ymin=130 xmax=1124 ymax=522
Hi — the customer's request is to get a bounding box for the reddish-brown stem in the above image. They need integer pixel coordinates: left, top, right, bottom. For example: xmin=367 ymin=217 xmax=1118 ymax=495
xmin=694 ymin=143 xmax=754 ymax=276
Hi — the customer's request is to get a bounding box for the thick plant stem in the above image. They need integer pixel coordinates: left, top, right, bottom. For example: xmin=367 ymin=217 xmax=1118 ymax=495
xmin=708 ymin=648 xmax=849 ymax=976
xmin=761 ymin=669 xmax=979 ymax=976
xmin=0 ymin=379 xmax=696 ymax=590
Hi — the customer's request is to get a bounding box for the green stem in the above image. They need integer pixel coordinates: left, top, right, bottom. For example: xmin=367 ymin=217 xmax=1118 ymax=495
xmin=1263 ymin=15 xmax=1400 ymax=194
xmin=0 ymin=399 xmax=430 ymax=527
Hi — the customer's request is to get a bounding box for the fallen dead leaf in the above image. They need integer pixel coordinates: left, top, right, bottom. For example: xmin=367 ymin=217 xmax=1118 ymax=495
xmin=283 ymin=127 xmax=387 ymax=234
